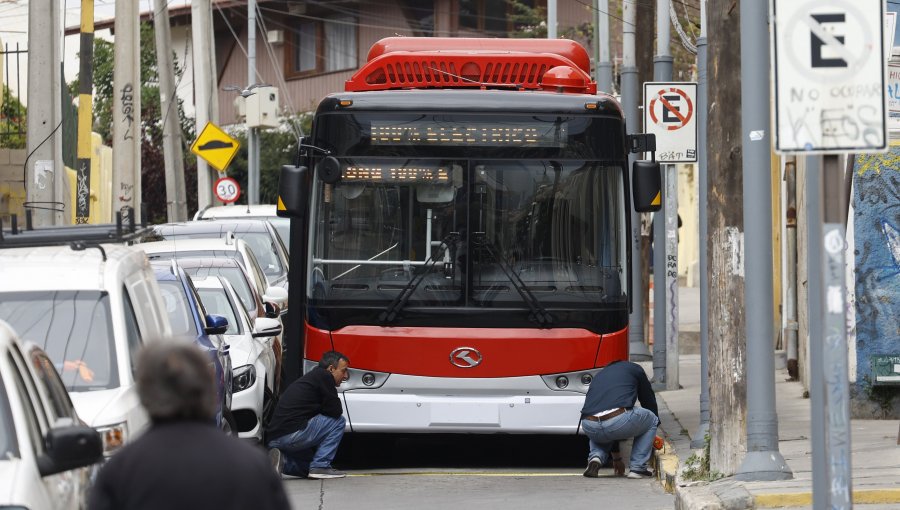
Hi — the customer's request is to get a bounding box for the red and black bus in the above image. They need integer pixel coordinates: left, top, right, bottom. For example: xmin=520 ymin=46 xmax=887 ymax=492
xmin=277 ymin=37 xmax=660 ymax=433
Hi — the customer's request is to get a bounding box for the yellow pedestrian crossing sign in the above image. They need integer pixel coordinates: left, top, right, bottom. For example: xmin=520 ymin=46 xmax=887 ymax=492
xmin=191 ymin=122 xmax=240 ymax=172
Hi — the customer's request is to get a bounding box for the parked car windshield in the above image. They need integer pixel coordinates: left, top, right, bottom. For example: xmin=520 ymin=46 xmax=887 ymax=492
xmin=156 ymin=282 xmax=200 ymax=338
xmin=268 ymin=218 xmax=291 ymax=254
xmin=0 ymin=375 xmax=18 ymax=459
xmin=197 ymin=288 xmax=242 ymax=335
xmin=182 ymin=266 xmax=257 ymax=317
xmin=0 ymin=291 xmax=119 ymax=391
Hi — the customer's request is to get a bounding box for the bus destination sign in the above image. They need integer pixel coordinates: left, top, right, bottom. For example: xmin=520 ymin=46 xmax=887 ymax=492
xmin=370 ymin=120 xmax=568 ymax=147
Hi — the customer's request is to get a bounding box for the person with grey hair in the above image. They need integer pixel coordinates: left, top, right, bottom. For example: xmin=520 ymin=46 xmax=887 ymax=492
xmin=267 ymin=350 xmax=350 ymax=479
xmin=88 ymin=341 xmax=290 ymax=510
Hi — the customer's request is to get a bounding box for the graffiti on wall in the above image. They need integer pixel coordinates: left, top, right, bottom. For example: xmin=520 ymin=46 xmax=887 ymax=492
xmin=852 ymin=147 xmax=900 ymax=389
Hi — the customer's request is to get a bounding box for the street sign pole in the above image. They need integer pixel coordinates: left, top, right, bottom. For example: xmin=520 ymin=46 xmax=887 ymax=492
xmin=735 ymin=0 xmax=792 ymax=482
xmin=772 ymin=0 xmax=888 ymax=496
xmin=644 ymin=81 xmax=696 ymax=391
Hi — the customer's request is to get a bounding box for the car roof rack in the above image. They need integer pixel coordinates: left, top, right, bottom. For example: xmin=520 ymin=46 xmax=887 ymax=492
xmin=0 ymin=206 xmax=150 ymax=256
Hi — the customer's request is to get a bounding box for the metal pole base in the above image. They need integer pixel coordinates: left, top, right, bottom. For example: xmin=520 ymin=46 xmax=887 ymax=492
xmin=629 ymin=340 xmax=652 ymax=361
xmin=734 ymin=451 xmax=793 ymax=481
xmin=690 ymin=421 xmax=709 ymax=449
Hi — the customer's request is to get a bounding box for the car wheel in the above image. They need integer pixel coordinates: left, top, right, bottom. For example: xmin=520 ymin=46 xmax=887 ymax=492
xmin=222 ymin=408 xmax=237 ymax=436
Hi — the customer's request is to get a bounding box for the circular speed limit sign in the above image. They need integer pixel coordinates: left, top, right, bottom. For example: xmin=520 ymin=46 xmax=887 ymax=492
xmin=214 ymin=177 xmax=241 ymax=203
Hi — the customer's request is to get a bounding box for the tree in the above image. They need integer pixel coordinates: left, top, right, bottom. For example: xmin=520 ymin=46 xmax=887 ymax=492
xmin=0 ymin=84 xmax=26 ymax=149
xmin=71 ymin=23 xmax=197 ymax=223
xmin=224 ymin=114 xmax=312 ymax=205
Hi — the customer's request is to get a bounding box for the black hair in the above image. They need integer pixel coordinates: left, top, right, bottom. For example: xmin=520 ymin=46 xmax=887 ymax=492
xmin=318 ymin=350 xmax=349 ymax=369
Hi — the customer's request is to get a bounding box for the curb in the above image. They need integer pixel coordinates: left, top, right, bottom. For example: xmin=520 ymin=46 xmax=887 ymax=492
xmin=753 ymin=488 xmax=900 ymax=508
xmin=653 ymin=439 xmax=679 ymax=494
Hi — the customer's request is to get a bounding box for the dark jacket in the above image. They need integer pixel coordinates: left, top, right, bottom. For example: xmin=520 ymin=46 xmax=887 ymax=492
xmin=88 ymin=421 xmax=289 ymax=510
xmin=267 ymin=366 xmax=342 ymax=440
xmin=580 ymin=360 xmax=658 ymax=418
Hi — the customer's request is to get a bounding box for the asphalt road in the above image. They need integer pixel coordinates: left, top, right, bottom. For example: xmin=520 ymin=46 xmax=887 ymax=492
xmin=281 ymin=434 xmax=674 ymax=510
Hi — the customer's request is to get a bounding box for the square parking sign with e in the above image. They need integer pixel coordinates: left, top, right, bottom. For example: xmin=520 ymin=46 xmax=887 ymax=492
xmin=643 ymin=82 xmax=698 ymax=163
xmin=772 ymin=0 xmax=888 ymax=153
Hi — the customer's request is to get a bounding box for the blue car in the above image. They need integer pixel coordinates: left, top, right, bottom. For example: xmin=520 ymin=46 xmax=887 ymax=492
xmin=151 ymin=260 xmax=235 ymax=433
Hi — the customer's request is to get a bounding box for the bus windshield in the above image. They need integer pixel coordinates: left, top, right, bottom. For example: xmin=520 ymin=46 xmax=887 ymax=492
xmin=309 ymin=159 xmax=626 ymax=311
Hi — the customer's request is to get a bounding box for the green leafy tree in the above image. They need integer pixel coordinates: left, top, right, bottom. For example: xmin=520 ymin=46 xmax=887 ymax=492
xmin=71 ymin=23 xmax=197 ymax=223
xmin=224 ymin=114 xmax=313 ymax=205
xmin=0 ymin=84 xmax=27 ymax=149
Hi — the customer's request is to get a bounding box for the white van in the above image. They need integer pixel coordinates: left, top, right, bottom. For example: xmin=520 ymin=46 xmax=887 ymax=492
xmin=0 ymin=243 xmax=172 ymax=456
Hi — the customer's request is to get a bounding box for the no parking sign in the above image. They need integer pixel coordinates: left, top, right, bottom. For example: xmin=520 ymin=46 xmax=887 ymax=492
xmin=643 ymin=82 xmax=698 ymax=163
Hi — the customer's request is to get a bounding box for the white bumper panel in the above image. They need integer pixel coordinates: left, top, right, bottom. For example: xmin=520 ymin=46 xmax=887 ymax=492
xmin=231 ymin=379 xmax=263 ymax=440
xmin=341 ymin=374 xmax=585 ymax=434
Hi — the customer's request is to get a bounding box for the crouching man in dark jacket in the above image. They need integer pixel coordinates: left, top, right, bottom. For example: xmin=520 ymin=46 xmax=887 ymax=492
xmin=580 ymin=360 xmax=659 ymax=479
xmin=267 ymin=351 xmax=350 ymax=479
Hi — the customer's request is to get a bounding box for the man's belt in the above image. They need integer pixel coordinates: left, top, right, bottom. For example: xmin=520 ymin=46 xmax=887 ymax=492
xmin=582 ymin=407 xmax=627 ymax=422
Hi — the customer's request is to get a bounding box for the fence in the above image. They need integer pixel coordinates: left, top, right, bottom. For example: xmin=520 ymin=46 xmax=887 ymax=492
xmin=0 ymin=43 xmax=26 ymax=148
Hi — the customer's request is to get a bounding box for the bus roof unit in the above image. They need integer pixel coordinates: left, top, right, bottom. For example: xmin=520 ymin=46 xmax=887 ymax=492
xmin=345 ymin=37 xmax=597 ymax=94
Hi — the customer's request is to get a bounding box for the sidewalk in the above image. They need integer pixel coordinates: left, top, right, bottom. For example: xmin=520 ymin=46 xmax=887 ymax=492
xmin=647 ymin=287 xmax=900 ymax=509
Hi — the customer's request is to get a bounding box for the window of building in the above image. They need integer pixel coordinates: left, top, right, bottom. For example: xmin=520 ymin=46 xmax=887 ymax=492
xmin=286 ymin=15 xmax=358 ymax=78
xmin=459 ymin=0 xmax=543 ymax=36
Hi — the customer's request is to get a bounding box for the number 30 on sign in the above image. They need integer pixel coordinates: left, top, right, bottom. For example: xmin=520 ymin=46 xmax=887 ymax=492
xmin=214 ymin=177 xmax=241 ymax=204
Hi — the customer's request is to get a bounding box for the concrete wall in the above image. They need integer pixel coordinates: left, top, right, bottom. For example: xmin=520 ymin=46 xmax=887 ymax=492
xmin=851 ymin=145 xmax=900 ymax=419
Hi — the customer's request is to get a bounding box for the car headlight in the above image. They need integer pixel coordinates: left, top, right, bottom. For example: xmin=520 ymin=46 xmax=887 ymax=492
xmin=232 ymin=364 xmax=256 ymax=393
xmin=96 ymin=422 xmax=128 ymax=456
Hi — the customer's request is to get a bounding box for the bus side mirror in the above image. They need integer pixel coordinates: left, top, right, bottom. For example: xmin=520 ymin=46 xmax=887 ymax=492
xmin=277 ymin=165 xmax=309 ymax=218
xmin=632 ymin=160 xmax=662 ymax=213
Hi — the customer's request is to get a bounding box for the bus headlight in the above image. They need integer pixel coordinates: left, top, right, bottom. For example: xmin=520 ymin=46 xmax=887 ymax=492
xmin=541 ymin=369 xmax=599 ymax=393
xmin=361 ymin=373 xmax=376 ymax=386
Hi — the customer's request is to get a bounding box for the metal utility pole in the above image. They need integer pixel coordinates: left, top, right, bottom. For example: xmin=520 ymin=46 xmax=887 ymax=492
xmin=734 ymin=0 xmax=791 ymax=481
xmin=153 ymin=0 xmax=187 ymax=221
xmin=690 ymin=0 xmax=709 ymax=449
xmin=623 ymin=0 xmax=649 ymax=362
xmin=192 ymin=0 xmax=216 ymax=210
xmin=806 ymin=155 xmax=853 ymax=508
xmin=547 ymin=0 xmax=557 ymax=38
xmin=75 ymin=0 xmax=95 ymax=224
xmin=652 ymin=0 xmax=676 ymax=389
xmin=594 ymin=0 xmax=612 ymax=92
xmin=26 ymin=0 xmax=66 ymax=226
xmin=113 ymin=0 xmax=141 ymax=224
xmin=247 ymin=0 xmax=260 ymax=205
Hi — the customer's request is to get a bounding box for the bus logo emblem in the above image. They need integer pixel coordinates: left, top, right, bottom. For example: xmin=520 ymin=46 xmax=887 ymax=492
xmin=450 ymin=347 xmax=482 ymax=368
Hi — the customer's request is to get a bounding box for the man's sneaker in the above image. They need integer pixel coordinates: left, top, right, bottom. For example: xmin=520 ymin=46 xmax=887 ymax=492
xmin=626 ymin=469 xmax=653 ymax=479
xmin=268 ymin=448 xmax=284 ymax=476
xmin=308 ymin=467 xmax=347 ymax=479
xmin=582 ymin=457 xmax=602 ymax=478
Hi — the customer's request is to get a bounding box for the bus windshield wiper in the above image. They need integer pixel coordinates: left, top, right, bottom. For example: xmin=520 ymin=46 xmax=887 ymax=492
xmin=379 ymin=233 xmax=459 ymax=324
xmin=473 ymin=232 xmax=554 ymax=327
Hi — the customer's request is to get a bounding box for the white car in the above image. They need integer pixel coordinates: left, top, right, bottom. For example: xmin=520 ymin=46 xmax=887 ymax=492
xmin=0 ymin=320 xmax=103 ymax=509
xmin=139 ymin=237 xmax=288 ymax=313
xmin=0 ymin=243 xmax=173 ymax=457
xmin=191 ymin=276 xmax=282 ymax=442
xmin=194 ymin=204 xmax=291 ymax=253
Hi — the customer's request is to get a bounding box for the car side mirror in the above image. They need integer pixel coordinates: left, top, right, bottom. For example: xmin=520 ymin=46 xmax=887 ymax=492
xmin=253 ymin=317 xmax=283 ymax=338
xmin=632 ymin=160 xmax=662 ymax=213
xmin=263 ymin=286 xmax=288 ymax=308
xmin=205 ymin=314 xmax=229 ymax=335
xmin=264 ymin=301 xmax=281 ymax=318
xmin=37 ymin=423 xmax=103 ymax=477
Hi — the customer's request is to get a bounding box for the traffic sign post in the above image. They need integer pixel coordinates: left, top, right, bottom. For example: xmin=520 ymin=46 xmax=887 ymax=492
xmin=191 ymin=122 xmax=241 ymax=173
xmin=644 ymin=81 xmax=696 ymax=392
xmin=214 ymin=177 xmax=241 ymax=204
xmin=643 ymin=82 xmax=698 ymax=163
xmin=772 ymin=0 xmax=888 ymax=153
xmin=770 ymin=0 xmax=885 ymax=504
